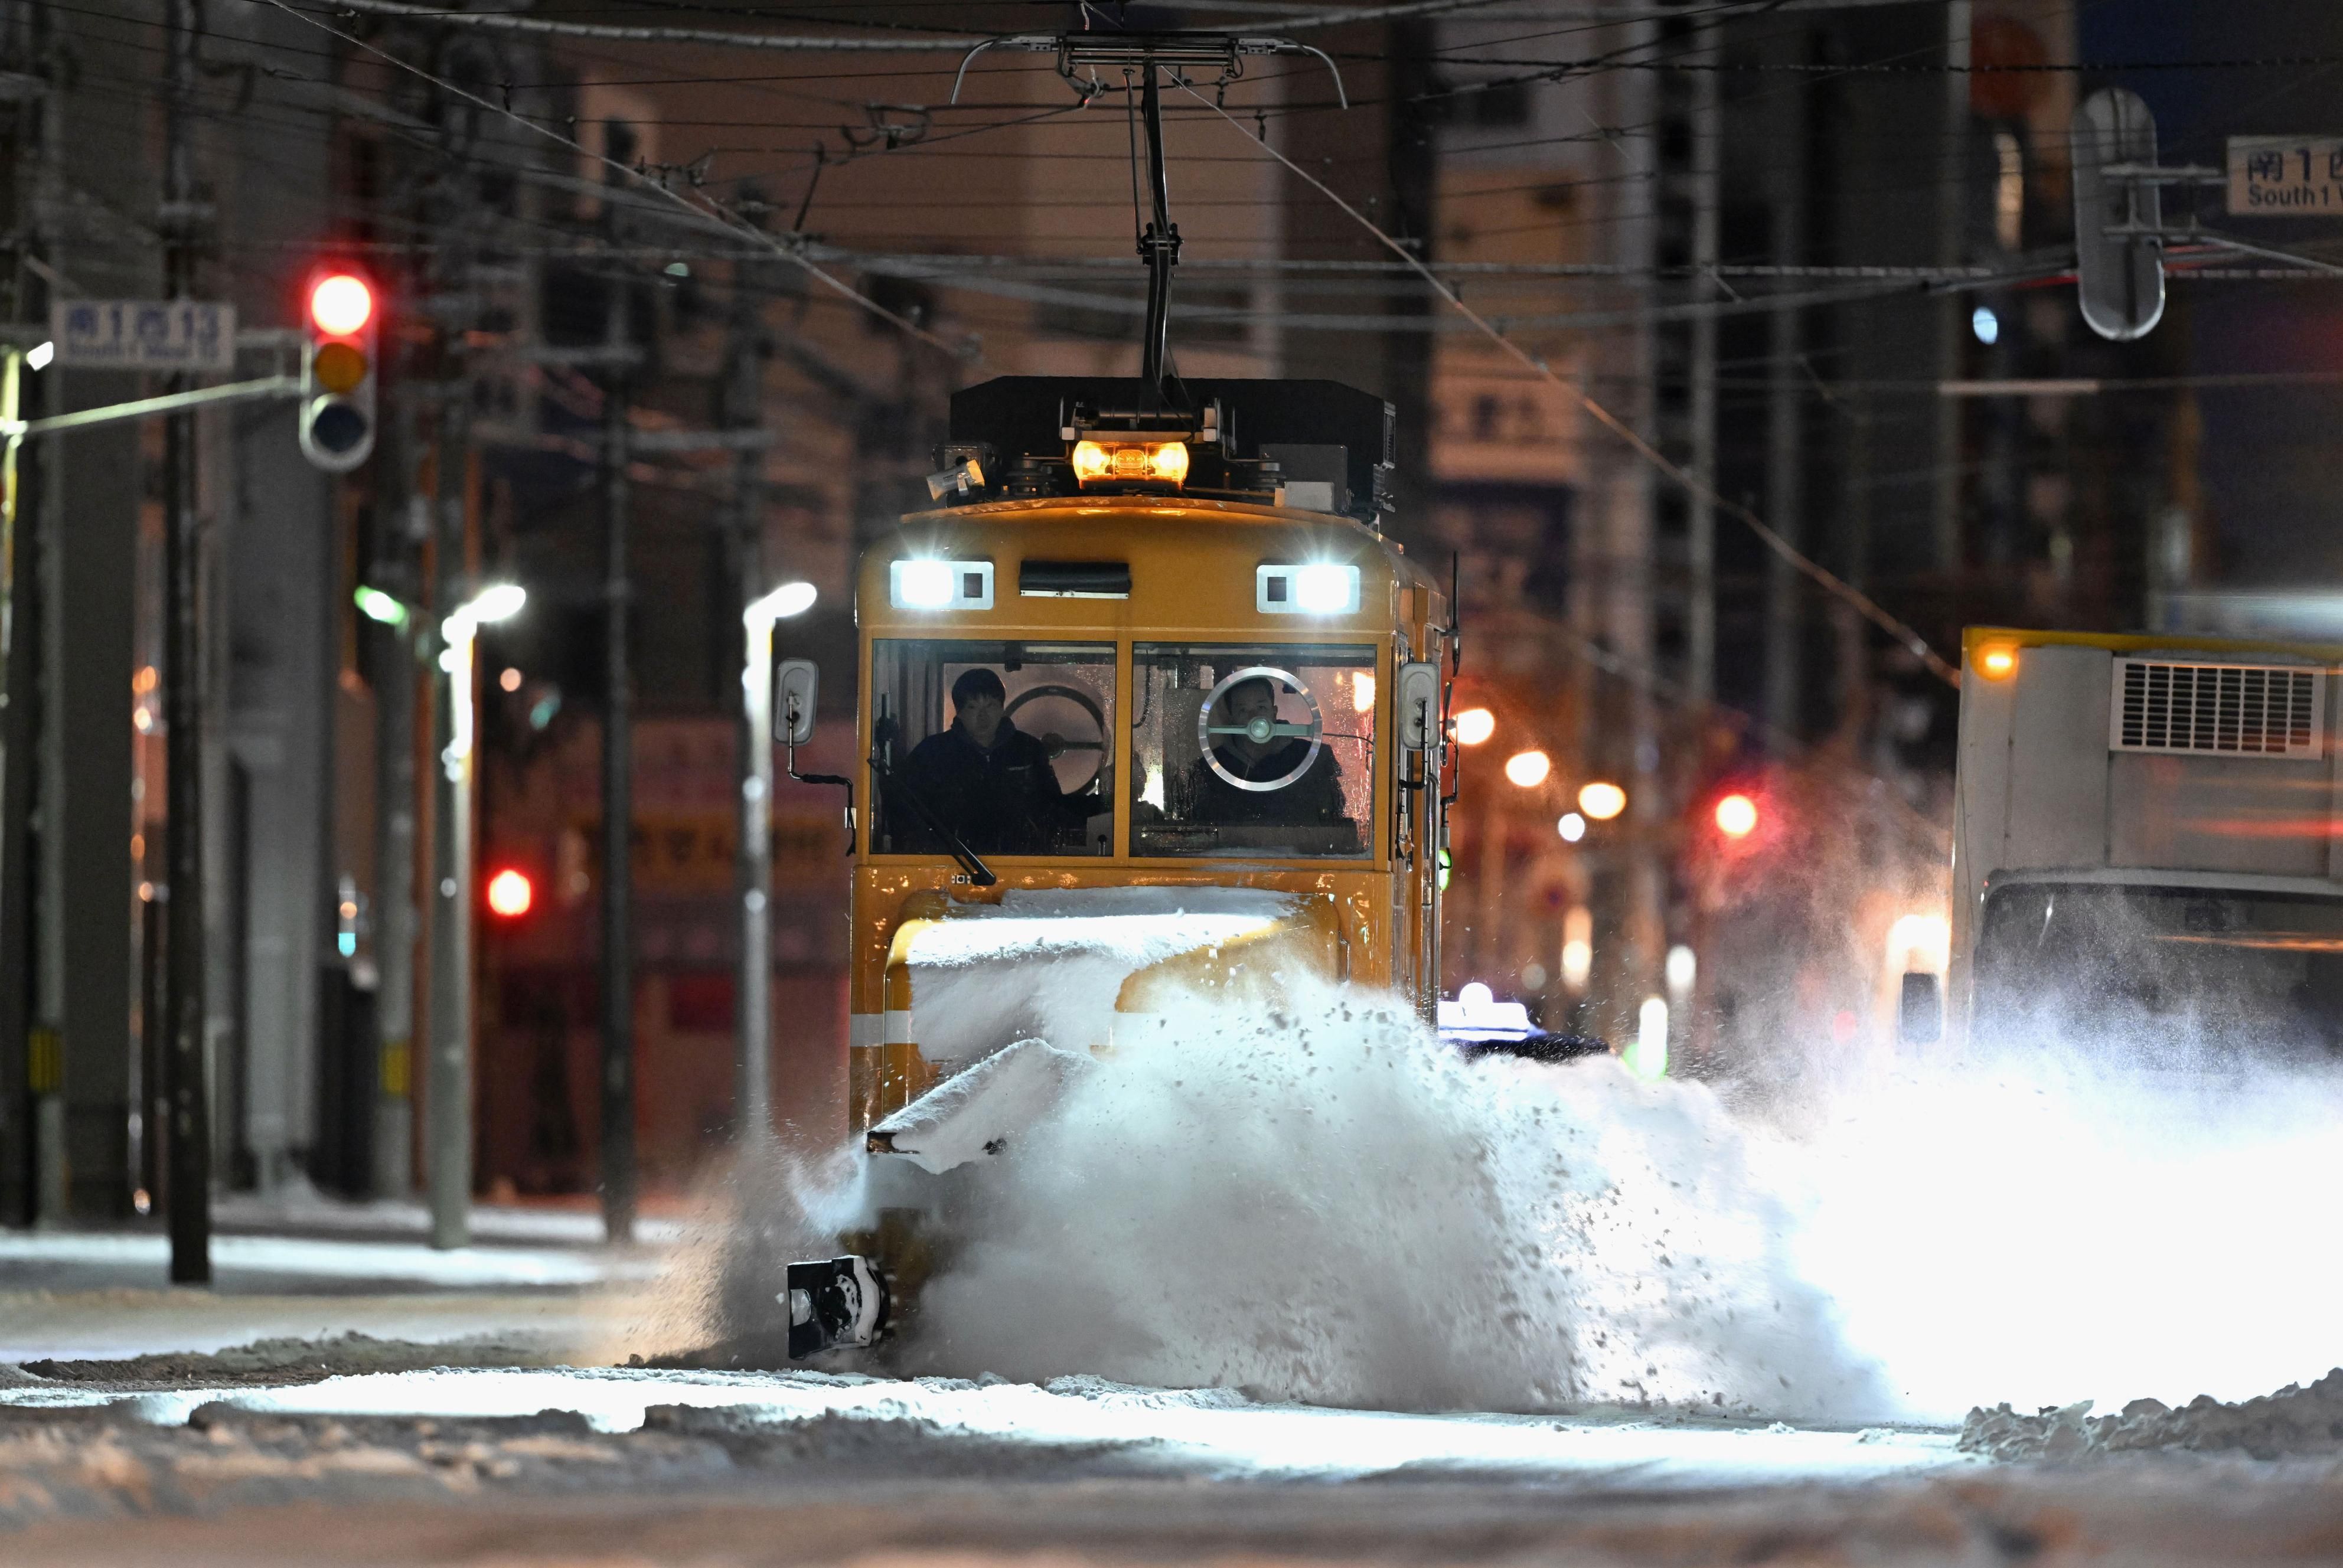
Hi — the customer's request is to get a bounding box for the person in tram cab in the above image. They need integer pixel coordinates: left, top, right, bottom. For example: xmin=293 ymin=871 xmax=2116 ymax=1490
xmin=900 ymin=667 xmax=1069 ymax=854
xmin=1187 ymin=674 xmax=1347 ymax=828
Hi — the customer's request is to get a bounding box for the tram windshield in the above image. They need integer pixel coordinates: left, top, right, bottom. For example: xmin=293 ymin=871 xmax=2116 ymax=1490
xmin=1130 ymin=643 xmax=1375 ymax=859
xmin=869 ymin=640 xmax=1115 ymax=858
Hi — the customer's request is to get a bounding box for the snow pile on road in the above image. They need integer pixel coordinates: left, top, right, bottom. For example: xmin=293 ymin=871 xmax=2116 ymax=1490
xmin=902 ymin=978 xmax=1892 ymax=1421
xmin=1961 ymin=1370 xmax=2343 ymax=1461
xmin=1771 ymin=1042 xmax=2343 ymax=1423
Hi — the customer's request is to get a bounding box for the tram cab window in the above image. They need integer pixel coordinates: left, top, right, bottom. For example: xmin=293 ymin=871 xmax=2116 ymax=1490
xmin=869 ymin=641 xmax=1115 ymax=858
xmin=1130 ymin=643 xmax=1375 ymax=860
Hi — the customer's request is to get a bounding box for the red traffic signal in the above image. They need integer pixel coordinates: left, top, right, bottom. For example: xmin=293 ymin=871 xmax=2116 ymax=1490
xmin=299 ymin=266 xmax=377 ymax=473
xmin=308 ymin=273 xmax=374 ymax=337
xmin=1714 ymin=792 xmax=1760 ymax=839
xmin=485 ymin=868 xmax=534 ymax=919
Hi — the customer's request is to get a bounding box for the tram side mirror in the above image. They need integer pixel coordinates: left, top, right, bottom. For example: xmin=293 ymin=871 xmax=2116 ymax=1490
xmin=776 ymin=659 xmax=819 ymax=747
xmin=1897 ymin=971 xmax=1942 ymax=1046
xmin=1396 ymin=661 xmax=1441 ymax=751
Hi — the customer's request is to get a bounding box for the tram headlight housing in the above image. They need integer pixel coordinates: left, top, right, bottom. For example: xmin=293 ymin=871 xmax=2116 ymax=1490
xmin=1071 ymin=439 xmax=1188 ymax=486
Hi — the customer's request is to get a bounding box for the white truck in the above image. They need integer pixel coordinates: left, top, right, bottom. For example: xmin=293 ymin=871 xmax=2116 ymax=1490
xmin=1916 ymin=626 xmax=2343 ymax=1056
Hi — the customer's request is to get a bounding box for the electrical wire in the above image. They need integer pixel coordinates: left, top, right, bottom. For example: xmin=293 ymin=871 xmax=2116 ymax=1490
xmin=1177 ymin=77 xmax=1961 ymax=687
xmin=257 ymin=0 xmax=984 ymax=362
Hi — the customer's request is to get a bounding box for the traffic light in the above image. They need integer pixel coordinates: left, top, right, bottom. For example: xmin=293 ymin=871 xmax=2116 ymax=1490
xmin=1714 ymin=792 xmax=1760 ymax=840
xmin=300 ymin=269 xmax=377 ymax=472
xmin=485 ymin=868 xmax=534 ymax=919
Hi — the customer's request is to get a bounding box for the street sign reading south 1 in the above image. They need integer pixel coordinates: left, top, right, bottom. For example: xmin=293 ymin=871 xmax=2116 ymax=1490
xmin=50 ymin=298 xmax=237 ymax=373
xmin=2228 ymin=137 xmax=2343 ymax=215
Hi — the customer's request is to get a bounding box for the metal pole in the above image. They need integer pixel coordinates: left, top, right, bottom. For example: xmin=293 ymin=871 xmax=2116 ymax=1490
xmin=729 ymin=254 xmax=772 ymax=1147
xmin=738 ymin=609 xmax=774 ymax=1144
xmin=599 ymin=123 xmax=638 ymax=1242
xmin=162 ymin=0 xmax=211 ymax=1285
xmin=0 ymin=363 xmax=28 ymax=1227
xmin=425 ymin=386 xmax=470 ymax=1250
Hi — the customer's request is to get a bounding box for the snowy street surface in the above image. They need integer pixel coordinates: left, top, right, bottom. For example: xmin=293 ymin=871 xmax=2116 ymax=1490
xmin=4 ymin=1323 xmax=2342 ymax=1566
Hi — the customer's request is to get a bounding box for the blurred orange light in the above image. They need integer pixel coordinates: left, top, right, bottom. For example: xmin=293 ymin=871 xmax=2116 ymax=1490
xmin=1454 ymin=707 xmax=1496 ymax=746
xmin=485 ymin=868 xmax=533 ymax=919
xmin=308 ymin=272 xmax=373 ymax=337
xmin=1715 ymin=792 xmax=1760 ymax=839
xmin=1578 ymin=780 xmax=1627 ymax=821
xmin=1975 ymin=644 xmax=2019 ymax=681
xmin=1503 ymin=749 xmax=1552 ymax=788
xmin=1069 ymin=439 xmax=1187 ymax=485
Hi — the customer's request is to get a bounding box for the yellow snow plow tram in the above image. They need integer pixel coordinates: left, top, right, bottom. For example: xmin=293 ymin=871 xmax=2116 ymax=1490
xmin=776 ymin=374 xmax=1452 ymax=1358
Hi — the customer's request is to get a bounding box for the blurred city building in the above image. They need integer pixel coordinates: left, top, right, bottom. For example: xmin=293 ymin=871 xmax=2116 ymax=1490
xmin=4 ymin=1 xmax=2336 ymax=1222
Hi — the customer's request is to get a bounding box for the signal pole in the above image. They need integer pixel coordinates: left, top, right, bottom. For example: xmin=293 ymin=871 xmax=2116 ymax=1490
xmin=599 ymin=122 xmax=638 ymax=1243
xmin=162 ymin=0 xmax=211 ymax=1285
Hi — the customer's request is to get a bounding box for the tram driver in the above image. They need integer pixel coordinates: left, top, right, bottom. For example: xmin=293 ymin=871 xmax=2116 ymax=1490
xmin=1188 ymin=674 xmax=1349 ymax=829
xmin=900 ymin=667 xmax=1069 ymax=854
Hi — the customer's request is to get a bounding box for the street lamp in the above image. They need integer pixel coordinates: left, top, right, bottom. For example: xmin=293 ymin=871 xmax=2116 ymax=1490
xmin=738 ymin=580 xmax=817 ymax=1145
xmin=1503 ymin=750 xmax=1551 ymax=788
xmin=426 ymin=582 xmax=523 ymax=1250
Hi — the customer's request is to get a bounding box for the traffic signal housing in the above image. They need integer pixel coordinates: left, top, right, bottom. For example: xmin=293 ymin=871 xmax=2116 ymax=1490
xmin=300 ymin=269 xmax=377 ymax=472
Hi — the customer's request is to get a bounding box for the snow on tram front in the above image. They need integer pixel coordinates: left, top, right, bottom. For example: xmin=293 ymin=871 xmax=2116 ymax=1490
xmin=776 ymin=374 xmax=1456 ymax=1359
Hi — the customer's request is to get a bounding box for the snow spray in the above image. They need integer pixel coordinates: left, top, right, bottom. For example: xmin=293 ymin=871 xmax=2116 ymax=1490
xmin=897 ymin=978 xmax=1893 ymax=1421
xmin=1764 ymin=1031 xmax=2343 ymax=1423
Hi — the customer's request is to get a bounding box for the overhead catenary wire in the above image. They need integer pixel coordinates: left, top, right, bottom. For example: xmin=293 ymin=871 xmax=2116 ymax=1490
xmin=1176 ymin=79 xmax=1961 ymax=688
xmin=257 ymin=0 xmax=979 ymax=364
xmin=278 ymin=0 xmax=1531 ymax=52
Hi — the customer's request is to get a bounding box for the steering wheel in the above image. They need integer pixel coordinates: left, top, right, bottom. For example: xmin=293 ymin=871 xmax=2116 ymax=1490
xmin=1006 ymin=681 xmax=1108 ymax=793
xmin=1198 ymin=665 xmax=1323 ymax=793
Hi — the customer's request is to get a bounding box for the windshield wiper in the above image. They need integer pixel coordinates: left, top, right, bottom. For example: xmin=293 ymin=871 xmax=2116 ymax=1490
xmin=870 ymin=747 xmax=997 ymax=886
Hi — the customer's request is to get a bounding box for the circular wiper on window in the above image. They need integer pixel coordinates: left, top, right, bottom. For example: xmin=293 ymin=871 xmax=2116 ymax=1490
xmin=1197 ymin=665 xmax=1323 ymax=793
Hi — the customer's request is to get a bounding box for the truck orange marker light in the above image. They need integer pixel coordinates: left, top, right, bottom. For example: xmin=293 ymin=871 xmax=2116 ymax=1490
xmin=1976 ymin=644 xmax=2019 ymax=681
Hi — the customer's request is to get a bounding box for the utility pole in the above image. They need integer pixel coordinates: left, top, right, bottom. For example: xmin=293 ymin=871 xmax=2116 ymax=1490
xmin=162 ymin=0 xmax=211 ymax=1285
xmin=1932 ymin=0 xmax=1972 ymax=572
xmin=0 ymin=11 xmax=43 ymax=1227
xmin=727 ymin=237 xmax=772 ymax=1148
xmin=1686 ymin=44 xmax=1719 ymax=710
xmin=599 ymin=122 xmax=638 ymax=1244
xmin=30 ymin=7 xmax=64 ymax=1220
xmin=368 ymin=456 xmax=422 ymax=1199
xmin=426 ymin=364 xmax=471 ymax=1249
xmin=1761 ymin=33 xmax=1810 ymax=754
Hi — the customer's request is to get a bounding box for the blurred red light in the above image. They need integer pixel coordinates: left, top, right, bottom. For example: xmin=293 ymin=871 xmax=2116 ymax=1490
xmin=1715 ymin=792 xmax=1760 ymax=839
xmin=485 ymin=867 xmax=533 ymax=919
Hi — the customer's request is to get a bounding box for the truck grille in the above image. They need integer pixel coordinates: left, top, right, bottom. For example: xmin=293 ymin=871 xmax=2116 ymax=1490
xmin=2110 ymin=658 xmax=2325 ymax=759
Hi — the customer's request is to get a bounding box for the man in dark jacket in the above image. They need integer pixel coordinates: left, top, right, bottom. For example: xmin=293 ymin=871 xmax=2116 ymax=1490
xmin=1186 ymin=674 xmax=1347 ymax=828
xmin=899 ymin=668 xmax=1068 ymax=854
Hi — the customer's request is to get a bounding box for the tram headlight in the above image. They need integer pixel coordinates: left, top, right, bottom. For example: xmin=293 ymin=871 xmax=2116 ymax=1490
xmin=894 ymin=558 xmax=956 ymax=608
xmin=1295 ymin=563 xmax=1359 ymax=613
